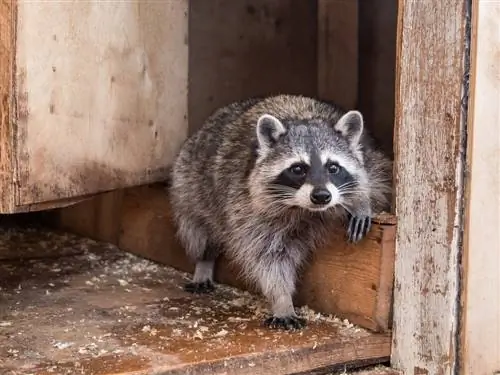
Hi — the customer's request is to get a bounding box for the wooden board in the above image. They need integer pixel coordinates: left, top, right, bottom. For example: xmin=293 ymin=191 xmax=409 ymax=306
xmin=357 ymin=0 xmax=398 ymax=157
xmin=317 ymin=0 xmax=358 ymax=110
xmin=188 ymin=0 xmax=318 ymax=134
xmin=1 ymin=1 xmax=189 ymax=212
xmin=461 ymin=0 xmax=500 ymax=373
xmin=0 ymin=226 xmax=392 ymax=375
xmin=114 ymin=185 xmax=396 ymax=333
xmin=391 ymin=0 xmax=469 ymax=373
xmin=0 ymin=0 xmax=16 ymax=213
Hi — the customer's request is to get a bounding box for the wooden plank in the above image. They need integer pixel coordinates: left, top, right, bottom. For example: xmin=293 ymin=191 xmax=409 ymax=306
xmin=461 ymin=0 xmax=500 ymax=373
xmin=391 ymin=0 xmax=469 ymax=373
xmin=117 ymin=185 xmax=396 ymax=333
xmin=0 ymin=229 xmax=392 ymax=374
xmin=317 ymin=0 xmax=358 ymax=110
xmin=12 ymin=0 xmax=188 ymax=207
xmin=188 ymin=0 xmax=318 ymax=134
xmin=357 ymin=0 xmax=398 ymax=157
xmin=56 ymin=190 xmax=124 ymax=245
xmin=0 ymin=0 xmax=16 ymax=213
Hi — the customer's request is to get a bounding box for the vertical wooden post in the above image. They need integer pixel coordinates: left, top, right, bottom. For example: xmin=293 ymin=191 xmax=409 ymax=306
xmin=0 ymin=0 xmax=17 ymax=212
xmin=317 ymin=0 xmax=358 ymax=110
xmin=392 ymin=0 xmax=470 ymax=373
xmin=461 ymin=0 xmax=500 ymax=373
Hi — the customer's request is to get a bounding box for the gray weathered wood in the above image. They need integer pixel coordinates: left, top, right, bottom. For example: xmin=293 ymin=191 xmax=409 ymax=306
xmin=391 ymin=0 xmax=469 ymax=373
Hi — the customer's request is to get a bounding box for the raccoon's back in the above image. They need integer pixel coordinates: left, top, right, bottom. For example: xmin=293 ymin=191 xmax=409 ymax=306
xmin=169 ymin=98 xmax=263 ymax=234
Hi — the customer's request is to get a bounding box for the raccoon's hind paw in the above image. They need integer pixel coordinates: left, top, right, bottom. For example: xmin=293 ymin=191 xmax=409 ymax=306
xmin=263 ymin=315 xmax=306 ymax=331
xmin=347 ymin=214 xmax=372 ymax=243
xmin=184 ymin=280 xmax=215 ymax=294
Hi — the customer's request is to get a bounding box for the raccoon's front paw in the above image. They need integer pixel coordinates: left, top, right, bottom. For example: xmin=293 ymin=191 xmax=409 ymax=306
xmin=184 ymin=280 xmax=215 ymax=294
xmin=263 ymin=315 xmax=306 ymax=331
xmin=347 ymin=214 xmax=372 ymax=243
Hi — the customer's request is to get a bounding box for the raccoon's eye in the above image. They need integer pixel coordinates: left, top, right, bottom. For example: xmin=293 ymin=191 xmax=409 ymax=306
xmin=289 ymin=163 xmax=308 ymax=176
xmin=327 ymin=163 xmax=340 ymax=174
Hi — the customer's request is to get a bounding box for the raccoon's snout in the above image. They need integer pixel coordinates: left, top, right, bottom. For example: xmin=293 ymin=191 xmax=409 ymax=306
xmin=310 ymin=188 xmax=332 ymax=205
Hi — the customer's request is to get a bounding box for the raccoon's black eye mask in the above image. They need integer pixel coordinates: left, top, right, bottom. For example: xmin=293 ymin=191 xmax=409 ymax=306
xmin=288 ymin=163 xmax=308 ymax=177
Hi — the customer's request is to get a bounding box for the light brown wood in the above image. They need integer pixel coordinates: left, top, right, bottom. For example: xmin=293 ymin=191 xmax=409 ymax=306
xmin=357 ymin=0 xmax=398 ymax=157
xmin=0 ymin=0 xmax=16 ymax=213
xmin=0 ymin=225 xmax=392 ymax=374
xmin=1 ymin=1 xmax=189 ymax=212
xmin=317 ymin=0 xmax=358 ymax=110
xmin=116 ymin=185 xmax=396 ymax=333
xmin=391 ymin=0 xmax=469 ymax=373
xmin=461 ymin=0 xmax=500 ymax=373
xmin=188 ymin=0 xmax=318 ymax=134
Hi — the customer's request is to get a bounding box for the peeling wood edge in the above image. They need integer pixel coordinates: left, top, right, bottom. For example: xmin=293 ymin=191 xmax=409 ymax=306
xmin=456 ymin=0 xmax=474 ymax=372
xmin=0 ymin=0 xmax=17 ymax=213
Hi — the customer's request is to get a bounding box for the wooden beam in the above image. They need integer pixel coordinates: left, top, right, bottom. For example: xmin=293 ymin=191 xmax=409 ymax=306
xmin=116 ymin=185 xmax=396 ymax=333
xmin=0 ymin=0 xmax=17 ymax=213
xmin=391 ymin=0 xmax=469 ymax=373
xmin=461 ymin=0 xmax=500 ymax=373
xmin=317 ymin=0 xmax=358 ymax=110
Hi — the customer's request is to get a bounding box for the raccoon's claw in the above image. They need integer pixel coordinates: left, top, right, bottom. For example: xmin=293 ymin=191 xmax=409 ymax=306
xmin=184 ymin=280 xmax=215 ymax=294
xmin=263 ymin=315 xmax=306 ymax=331
xmin=347 ymin=215 xmax=372 ymax=243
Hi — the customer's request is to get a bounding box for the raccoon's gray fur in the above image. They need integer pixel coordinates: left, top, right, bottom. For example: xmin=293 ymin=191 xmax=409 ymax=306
xmin=169 ymin=94 xmax=392 ymax=330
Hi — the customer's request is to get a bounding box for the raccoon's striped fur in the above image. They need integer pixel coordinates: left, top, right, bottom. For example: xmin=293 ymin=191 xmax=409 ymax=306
xmin=169 ymin=94 xmax=392 ymax=330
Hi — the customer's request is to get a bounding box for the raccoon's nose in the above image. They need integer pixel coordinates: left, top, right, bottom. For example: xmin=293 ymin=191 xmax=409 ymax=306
xmin=310 ymin=188 xmax=332 ymax=205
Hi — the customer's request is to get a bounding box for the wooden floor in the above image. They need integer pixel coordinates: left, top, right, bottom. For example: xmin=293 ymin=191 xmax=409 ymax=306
xmin=0 ymin=224 xmax=393 ymax=375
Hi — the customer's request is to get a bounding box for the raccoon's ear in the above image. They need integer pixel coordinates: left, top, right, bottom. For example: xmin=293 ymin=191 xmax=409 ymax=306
xmin=334 ymin=110 xmax=364 ymax=146
xmin=256 ymin=114 xmax=286 ymax=152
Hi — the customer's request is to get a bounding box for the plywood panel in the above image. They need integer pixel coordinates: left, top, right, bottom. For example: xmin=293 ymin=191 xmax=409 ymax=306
xmin=391 ymin=0 xmax=469 ymax=373
xmin=188 ymin=0 xmax=317 ymax=133
xmin=13 ymin=1 xmax=188 ymax=206
xmin=461 ymin=0 xmax=500 ymax=373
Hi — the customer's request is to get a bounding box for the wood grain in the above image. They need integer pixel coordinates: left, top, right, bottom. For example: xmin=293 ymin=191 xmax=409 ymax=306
xmin=391 ymin=0 xmax=469 ymax=373
xmin=117 ymin=185 xmax=396 ymax=333
xmin=461 ymin=0 xmax=500 ymax=373
xmin=188 ymin=0 xmax=318 ymax=134
xmin=0 ymin=0 xmax=16 ymax=213
xmin=12 ymin=1 xmax=188 ymax=207
xmin=317 ymin=0 xmax=358 ymax=110
xmin=0 ymin=229 xmax=392 ymax=374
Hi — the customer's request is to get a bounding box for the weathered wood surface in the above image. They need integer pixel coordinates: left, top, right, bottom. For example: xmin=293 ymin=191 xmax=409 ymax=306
xmin=1 ymin=1 xmax=188 ymax=212
xmin=0 ymin=226 xmax=392 ymax=374
xmin=391 ymin=0 xmax=469 ymax=373
xmin=188 ymin=0 xmax=318 ymax=134
xmin=0 ymin=0 xmax=16 ymax=213
xmin=112 ymin=185 xmax=396 ymax=333
xmin=461 ymin=0 xmax=500 ymax=373
xmin=317 ymin=0 xmax=358 ymax=110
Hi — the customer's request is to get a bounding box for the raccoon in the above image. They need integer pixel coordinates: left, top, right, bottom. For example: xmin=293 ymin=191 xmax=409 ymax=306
xmin=169 ymin=94 xmax=392 ymax=330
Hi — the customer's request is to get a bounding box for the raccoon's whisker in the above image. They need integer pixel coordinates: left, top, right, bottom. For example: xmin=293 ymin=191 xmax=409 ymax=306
xmin=337 ymin=181 xmax=358 ymax=190
xmin=338 ymin=189 xmax=369 ymax=196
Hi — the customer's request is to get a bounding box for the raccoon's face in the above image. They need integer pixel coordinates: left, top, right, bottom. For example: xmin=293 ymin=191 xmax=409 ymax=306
xmin=250 ymin=111 xmax=368 ymax=213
